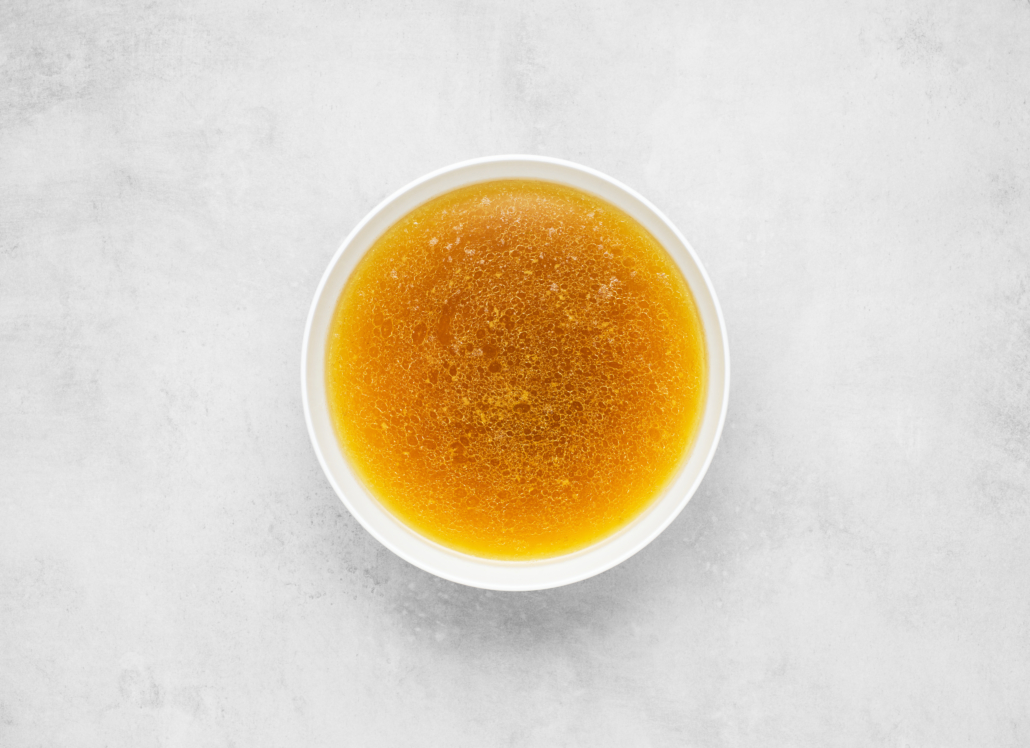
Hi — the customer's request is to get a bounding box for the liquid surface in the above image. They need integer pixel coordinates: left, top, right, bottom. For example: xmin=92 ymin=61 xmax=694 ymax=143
xmin=326 ymin=180 xmax=706 ymax=559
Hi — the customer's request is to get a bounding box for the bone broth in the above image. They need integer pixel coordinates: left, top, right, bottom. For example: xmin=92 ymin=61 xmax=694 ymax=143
xmin=325 ymin=180 xmax=706 ymax=559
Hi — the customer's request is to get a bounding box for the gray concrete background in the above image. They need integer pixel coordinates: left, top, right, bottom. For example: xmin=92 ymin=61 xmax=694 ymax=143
xmin=2 ymin=1 xmax=1029 ymax=745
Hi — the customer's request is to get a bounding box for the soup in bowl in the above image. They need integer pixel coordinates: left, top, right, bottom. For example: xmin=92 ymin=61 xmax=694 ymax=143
xmin=302 ymin=156 xmax=728 ymax=590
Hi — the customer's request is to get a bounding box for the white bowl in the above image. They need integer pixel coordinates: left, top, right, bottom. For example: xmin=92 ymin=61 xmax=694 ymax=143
xmin=302 ymin=155 xmax=729 ymax=591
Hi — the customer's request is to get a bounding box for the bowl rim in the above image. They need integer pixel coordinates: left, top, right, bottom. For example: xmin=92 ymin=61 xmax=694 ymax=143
xmin=301 ymin=154 xmax=730 ymax=590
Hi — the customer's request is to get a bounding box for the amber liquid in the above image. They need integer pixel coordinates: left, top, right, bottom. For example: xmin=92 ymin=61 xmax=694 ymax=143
xmin=326 ymin=180 xmax=706 ymax=559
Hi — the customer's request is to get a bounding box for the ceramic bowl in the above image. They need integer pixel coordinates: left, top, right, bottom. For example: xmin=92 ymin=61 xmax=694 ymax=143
xmin=302 ymin=155 xmax=729 ymax=590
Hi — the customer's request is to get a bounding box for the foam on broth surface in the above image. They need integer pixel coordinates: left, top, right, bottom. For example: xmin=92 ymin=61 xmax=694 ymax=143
xmin=326 ymin=180 xmax=706 ymax=559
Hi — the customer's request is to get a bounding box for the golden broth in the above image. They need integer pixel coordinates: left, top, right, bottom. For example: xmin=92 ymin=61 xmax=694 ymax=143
xmin=326 ymin=180 xmax=706 ymax=559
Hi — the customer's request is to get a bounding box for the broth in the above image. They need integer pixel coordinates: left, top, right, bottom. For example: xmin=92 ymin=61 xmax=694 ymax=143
xmin=326 ymin=179 xmax=706 ymax=559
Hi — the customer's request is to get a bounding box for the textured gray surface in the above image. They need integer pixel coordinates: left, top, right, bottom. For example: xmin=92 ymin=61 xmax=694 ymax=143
xmin=2 ymin=1 xmax=1030 ymax=745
